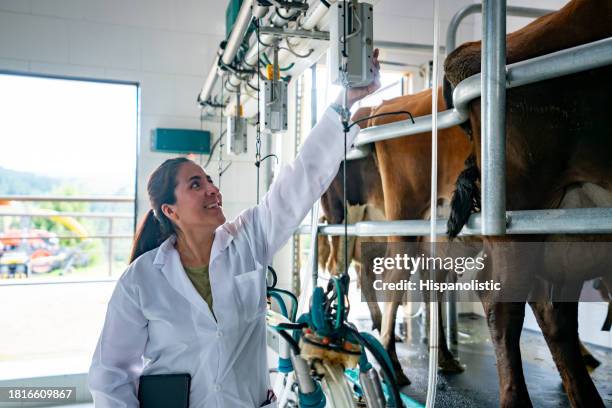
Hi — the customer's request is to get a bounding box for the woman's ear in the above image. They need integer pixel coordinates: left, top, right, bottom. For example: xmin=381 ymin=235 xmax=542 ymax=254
xmin=161 ymin=203 xmax=177 ymax=221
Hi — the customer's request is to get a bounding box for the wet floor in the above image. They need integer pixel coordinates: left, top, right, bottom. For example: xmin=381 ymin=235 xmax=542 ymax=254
xmin=356 ymin=314 xmax=612 ymax=407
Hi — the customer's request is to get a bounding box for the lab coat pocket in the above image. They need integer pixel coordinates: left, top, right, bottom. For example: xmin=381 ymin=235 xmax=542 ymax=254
xmin=234 ymin=268 xmax=266 ymax=321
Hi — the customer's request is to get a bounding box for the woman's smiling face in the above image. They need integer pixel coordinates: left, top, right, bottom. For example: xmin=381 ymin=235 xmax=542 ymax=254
xmin=162 ymin=161 xmax=226 ymax=231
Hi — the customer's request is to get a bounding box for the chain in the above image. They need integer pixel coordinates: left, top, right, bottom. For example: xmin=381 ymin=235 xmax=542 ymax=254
xmin=255 ymin=17 xmax=262 ymax=205
xmin=218 ymin=73 xmax=225 ymax=189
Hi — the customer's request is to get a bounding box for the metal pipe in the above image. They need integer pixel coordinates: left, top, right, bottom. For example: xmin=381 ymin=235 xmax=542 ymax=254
xmin=198 ymin=54 xmax=221 ymax=105
xmin=235 ymin=0 xmax=333 ymax=97
xmin=481 ymin=0 xmax=506 ymax=235
xmin=199 ymin=1 xmax=270 ymax=104
xmin=222 ymin=0 xmax=255 ymax=66
xmin=290 ymin=353 xmax=317 ymax=394
xmin=426 ymin=0 xmax=441 ymax=405
xmin=359 ymin=368 xmax=385 ymax=408
xmin=297 ymin=208 xmax=612 ymax=237
xmin=445 ymin=4 xmax=552 ymax=55
xmin=375 ymin=40 xmax=444 ymax=55
xmin=344 ymin=145 xmax=371 ymax=160
xmin=354 ymin=36 xmax=612 ymax=146
xmin=309 ymin=200 xmax=320 ymax=290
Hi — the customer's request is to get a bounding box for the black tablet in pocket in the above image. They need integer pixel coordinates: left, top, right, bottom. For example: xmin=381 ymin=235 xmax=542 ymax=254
xmin=138 ymin=373 xmax=191 ymax=408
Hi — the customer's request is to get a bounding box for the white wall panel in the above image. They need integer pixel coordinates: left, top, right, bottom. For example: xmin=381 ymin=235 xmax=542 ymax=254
xmin=139 ymin=71 xmax=176 ymax=115
xmin=80 ymin=0 xmax=175 ymax=30
xmin=0 ymin=0 xmax=30 ymax=13
xmin=173 ymin=0 xmax=225 ymax=36
xmin=0 ymin=12 xmax=69 ymax=62
xmin=0 ymin=57 xmax=29 ymax=71
xmin=28 ymin=61 xmax=106 ymax=78
xmin=30 ymin=0 xmax=85 ymax=19
xmin=141 ymin=30 xmax=219 ymax=76
xmin=69 ymin=21 xmax=142 ymax=70
xmin=174 ymin=74 xmax=208 ymax=117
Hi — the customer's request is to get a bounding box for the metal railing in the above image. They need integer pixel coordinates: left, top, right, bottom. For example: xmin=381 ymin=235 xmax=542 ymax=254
xmin=0 ymin=196 xmax=135 ymax=284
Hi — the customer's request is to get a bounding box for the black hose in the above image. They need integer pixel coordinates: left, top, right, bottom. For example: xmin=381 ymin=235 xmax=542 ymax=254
xmin=345 ymin=110 xmax=415 ymax=131
xmin=275 ymin=322 xmax=307 ymax=331
xmin=278 ymin=329 xmax=301 ymax=355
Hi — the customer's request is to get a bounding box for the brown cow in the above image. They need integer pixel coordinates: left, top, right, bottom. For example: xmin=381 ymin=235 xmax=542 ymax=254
xmin=320 ymin=100 xmax=471 ymax=385
xmin=444 ymin=0 xmax=612 ymax=406
xmin=368 ymin=87 xmax=473 ymax=385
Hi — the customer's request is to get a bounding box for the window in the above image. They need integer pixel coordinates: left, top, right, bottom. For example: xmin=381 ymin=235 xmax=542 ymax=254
xmin=0 ymin=72 xmax=138 ymax=380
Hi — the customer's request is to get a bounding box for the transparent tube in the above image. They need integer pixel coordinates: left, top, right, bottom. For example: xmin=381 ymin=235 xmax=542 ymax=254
xmin=425 ymin=0 xmax=441 ymax=406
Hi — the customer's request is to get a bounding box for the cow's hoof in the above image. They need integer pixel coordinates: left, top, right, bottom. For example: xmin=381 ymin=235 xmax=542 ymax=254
xmin=438 ymin=356 xmax=465 ymax=374
xmin=395 ymin=370 xmax=411 ymax=387
xmin=583 ymin=353 xmax=601 ymax=372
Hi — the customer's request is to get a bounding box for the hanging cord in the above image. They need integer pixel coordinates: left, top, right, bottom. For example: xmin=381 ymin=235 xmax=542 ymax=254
xmin=254 ymin=18 xmax=279 ymax=204
xmin=217 ymin=73 xmax=226 ymax=188
xmin=255 ymin=18 xmax=263 ymax=205
xmin=340 ymin=0 xmax=351 ymax=281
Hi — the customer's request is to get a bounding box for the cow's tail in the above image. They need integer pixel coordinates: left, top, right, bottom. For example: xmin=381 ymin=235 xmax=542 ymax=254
xmin=603 ymin=301 xmax=612 ymax=331
xmin=442 ymin=76 xmax=454 ymax=111
xmin=447 ymin=154 xmax=481 ymax=239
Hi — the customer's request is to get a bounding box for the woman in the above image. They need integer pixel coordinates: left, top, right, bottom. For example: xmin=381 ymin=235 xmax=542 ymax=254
xmin=88 ymin=51 xmax=380 ymax=408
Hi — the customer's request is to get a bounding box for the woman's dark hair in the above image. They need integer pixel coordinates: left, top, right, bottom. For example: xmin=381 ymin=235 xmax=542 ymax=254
xmin=129 ymin=157 xmax=190 ymax=262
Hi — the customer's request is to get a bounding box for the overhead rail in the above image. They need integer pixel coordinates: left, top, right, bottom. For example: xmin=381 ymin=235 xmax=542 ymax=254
xmin=354 ymin=36 xmax=612 ymax=146
xmin=198 ymin=0 xmax=472 ymax=117
xmin=445 ymin=4 xmax=552 ymax=53
xmin=298 ymin=207 xmax=612 ymax=237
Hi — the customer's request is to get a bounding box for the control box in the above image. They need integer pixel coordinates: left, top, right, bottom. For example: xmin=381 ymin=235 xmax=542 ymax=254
xmin=329 ymin=1 xmax=374 ymax=87
xmin=261 ymin=79 xmax=288 ymax=133
xmin=227 ymin=115 xmax=248 ymax=155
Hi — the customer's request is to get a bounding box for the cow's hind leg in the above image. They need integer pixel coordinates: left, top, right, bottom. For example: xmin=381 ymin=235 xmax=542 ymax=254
xmin=485 ymin=301 xmax=532 ymax=408
xmin=529 ymin=301 xmax=605 ymax=407
xmin=436 ymin=303 xmax=464 ymax=373
xmin=356 ymin=262 xmax=384 ymax=332
xmin=380 ymin=300 xmax=411 ymax=386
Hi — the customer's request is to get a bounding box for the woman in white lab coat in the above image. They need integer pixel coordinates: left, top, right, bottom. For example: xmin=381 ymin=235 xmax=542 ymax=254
xmin=88 ymin=52 xmax=380 ymax=408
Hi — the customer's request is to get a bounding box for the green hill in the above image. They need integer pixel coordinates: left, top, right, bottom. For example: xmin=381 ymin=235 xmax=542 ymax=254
xmin=0 ymin=167 xmax=63 ymax=196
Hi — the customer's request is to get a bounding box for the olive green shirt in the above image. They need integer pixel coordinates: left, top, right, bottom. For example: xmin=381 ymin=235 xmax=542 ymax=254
xmin=183 ymin=264 xmax=216 ymax=320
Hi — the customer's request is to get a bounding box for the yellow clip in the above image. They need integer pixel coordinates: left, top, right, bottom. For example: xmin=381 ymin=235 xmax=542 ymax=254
xmin=266 ymin=64 xmax=280 ymax=80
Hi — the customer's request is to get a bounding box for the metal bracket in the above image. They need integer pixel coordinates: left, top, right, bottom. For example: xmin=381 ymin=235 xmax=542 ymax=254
xmin=258 ymin=26 xmax=330 ymax=41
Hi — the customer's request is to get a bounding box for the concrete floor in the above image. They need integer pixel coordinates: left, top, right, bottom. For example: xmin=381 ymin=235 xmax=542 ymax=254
xmin=363 ymin=313 xmax=612 ymax=407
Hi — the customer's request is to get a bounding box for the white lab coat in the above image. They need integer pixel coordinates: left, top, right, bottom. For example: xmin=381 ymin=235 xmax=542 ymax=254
xmin=87 ymin=106 xmax=359 ymax=408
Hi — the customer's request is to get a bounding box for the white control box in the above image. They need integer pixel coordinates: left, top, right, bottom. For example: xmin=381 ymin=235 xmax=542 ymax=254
xmin=227 ymin=116 xmax=248 ymax=155
xmin=261 ymin=79 xmax=288 ymax=133
xmin=329 ymin=1 xmax=374 ymax=87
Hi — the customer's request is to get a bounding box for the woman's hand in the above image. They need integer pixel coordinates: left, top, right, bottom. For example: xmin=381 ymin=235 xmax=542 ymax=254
xmin=335 ymin=48 xmax=381 ymax=109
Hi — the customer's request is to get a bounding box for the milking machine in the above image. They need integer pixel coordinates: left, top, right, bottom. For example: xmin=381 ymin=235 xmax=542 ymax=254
xmin=200 ymin=1 xmax=433 ymax=406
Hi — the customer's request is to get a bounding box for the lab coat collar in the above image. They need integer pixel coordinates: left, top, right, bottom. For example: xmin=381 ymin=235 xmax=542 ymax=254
xmin=152 ymin=223 xmax=235 ymax=267
xmin=151 ymin=223 xmax=236 ymax=322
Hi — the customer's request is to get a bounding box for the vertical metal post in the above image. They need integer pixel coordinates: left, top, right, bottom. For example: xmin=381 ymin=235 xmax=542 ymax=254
xmin=481 ymin=0 xmax=507 ymax=235
xmin=292 ymin=75 xmax=304 ymax=296
xmin=310 ymin=64 xmax=317 ymax=128
xmin=108 ymin=218 xmax=114 ymax=277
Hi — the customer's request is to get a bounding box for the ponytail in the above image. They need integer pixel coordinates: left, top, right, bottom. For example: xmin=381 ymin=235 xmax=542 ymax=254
xmin=130 ymin=209 xmax=166 ymax=263
xmin=130 ymin=157 xmax=189 ymax=263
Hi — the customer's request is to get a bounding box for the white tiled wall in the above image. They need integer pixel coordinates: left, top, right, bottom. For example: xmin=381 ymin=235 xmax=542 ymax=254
xmin=0 ymin=0 xmax=233 ymax=222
